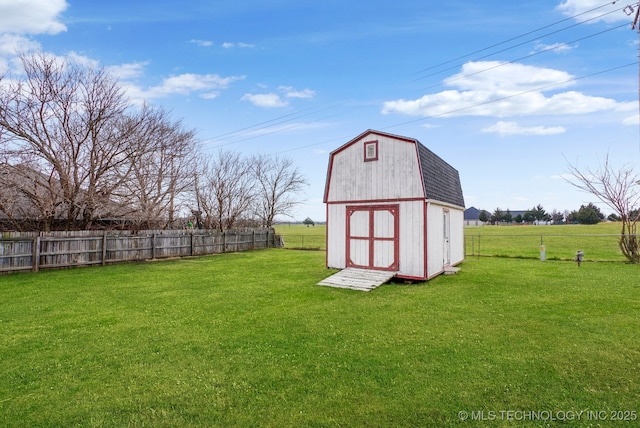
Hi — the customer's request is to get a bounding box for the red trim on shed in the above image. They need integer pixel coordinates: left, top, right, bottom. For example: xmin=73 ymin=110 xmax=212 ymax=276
xmin=345 ymin=205 xmax=399 ymax=271
xmin=363 ymin=140 xmax=379 ymax=162
xmin=325 ymin=202 xmax=329 ymax=270
xmin=423 ymin=201 xmax=429 ymax=280
xmin=327 ymin=197 xmax=425 ymax=205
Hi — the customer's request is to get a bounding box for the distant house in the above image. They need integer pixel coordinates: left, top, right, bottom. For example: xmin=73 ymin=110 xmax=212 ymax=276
xmin=323 ymin=129 xmax=465 ymax=281
xmin=464 ymin=207 xmax=484 ymax=226
xmin=0 ymin=163 xmax=133 ymax=231
xmin=0 ymin=163 xmax=60 ymax=230
xmin=508 ymin=210 xmax=527 ymax=221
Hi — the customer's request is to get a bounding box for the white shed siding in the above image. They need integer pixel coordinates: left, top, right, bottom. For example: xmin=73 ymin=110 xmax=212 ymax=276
xmin=397 ymin=200 xmax=425 ymax=279
xmin=449 ymin=208 xmax=465 ymax=266
xmin=326 ymin=204 xmax=346 ymax=269
xmin=327 ymin=200 xmax=425 ymax=278
xmin=426 ymin=202 xmax=465 ymax=278
xmin=326 ymin=135 xmax=424 ymax=202
xmin=426 ymin=203 xmax=445 ymax=278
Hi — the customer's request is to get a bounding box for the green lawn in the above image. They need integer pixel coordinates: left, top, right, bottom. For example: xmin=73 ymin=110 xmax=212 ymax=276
xmin=275 ymin=223 xmax=326 ymax=249
xmin=1 ymin=249 xmax=639 ymax=427
xmin=275 ymin=222 xmax=631 ymax=261
xmin=466 ymin=223 xmax=627 ymax=262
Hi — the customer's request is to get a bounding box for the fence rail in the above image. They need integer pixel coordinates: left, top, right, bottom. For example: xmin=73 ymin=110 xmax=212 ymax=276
xmin=0 ymin=229 xmax=279 ymax=274
xmin=280 ymin=234 xmax=326 ymax=250
xmin=464 ymin=233 xmax=632 ymax=262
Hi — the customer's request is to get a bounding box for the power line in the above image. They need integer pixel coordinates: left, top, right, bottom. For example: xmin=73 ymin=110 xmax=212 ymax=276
xmin=385 ymin=62 xmax=638 ymax=130
xmin=199 ymin=103 xmax=344 ymax=145
xmin=423 ymin=22 xmax=630 ymax=92
xmin=200 ymin=3 xmax=635 ymax=152
xmin=201 ymin=104 xmax=370 ymax=149
xmin=629 ymin=3 xmax=640 ymax=153
xmin=413 ymin=0 xmax=629 ymax=78
xmin=273 ymin=62 xmax=639 ymax=155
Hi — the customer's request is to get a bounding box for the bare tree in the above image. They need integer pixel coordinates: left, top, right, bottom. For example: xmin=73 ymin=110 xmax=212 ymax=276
xmin=113 ymin=106 xmax=199 ymax=230
xmin=0 ymin=53 xmax=141 ymax=229
xmin=252 ymin=154 xmax=307 ymax=228
xmin=0 ymin=53 xmax=199 ymax=231
xmin=197 ymin=150 xmax=255 ymax=230
xmin=566 ymin=155 xmax=640 ymax=263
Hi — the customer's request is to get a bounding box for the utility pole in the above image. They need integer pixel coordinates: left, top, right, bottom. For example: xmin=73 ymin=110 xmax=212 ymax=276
xmin=631 ymin=4 xmax=640 ymax=29
xmin=627 ymin=5 xmax=640 ymax=144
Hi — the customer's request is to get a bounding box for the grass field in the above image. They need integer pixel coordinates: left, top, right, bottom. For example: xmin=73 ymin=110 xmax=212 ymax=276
xmin=1 ymin=245 xmax=639 ymax=427
xmin=277 ymin=222 xmax=631 ymax=262
xmin=275 ymin=223 xmax=326 ymax=249
xmin=465 ymin=223 xmax=628 ymax=262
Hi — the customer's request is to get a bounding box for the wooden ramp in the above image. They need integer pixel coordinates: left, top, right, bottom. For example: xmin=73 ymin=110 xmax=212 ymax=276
xmin=443 ymin=266 xmax=460 ymax=275
xmin=318 ymin=268 xmax=396 ymax=292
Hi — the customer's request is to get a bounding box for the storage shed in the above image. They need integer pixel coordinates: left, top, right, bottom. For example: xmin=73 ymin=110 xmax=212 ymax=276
xmin=323 ymin=129 xmax=465 ymax=282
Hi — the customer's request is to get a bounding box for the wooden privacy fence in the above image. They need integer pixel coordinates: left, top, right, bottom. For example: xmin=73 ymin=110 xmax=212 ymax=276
xmin=0 ymin=229 xmax=280 ymax=274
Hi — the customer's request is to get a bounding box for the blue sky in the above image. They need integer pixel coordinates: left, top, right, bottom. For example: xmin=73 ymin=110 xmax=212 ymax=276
xmin=1 ymin=0 xmax=639 ymax=221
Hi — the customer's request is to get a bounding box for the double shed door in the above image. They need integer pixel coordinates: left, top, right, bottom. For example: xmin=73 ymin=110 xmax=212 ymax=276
xmin=346 ymin=205 xmax=399 ymax=271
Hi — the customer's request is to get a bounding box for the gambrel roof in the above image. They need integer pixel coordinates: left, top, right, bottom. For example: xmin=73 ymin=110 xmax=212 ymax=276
xmin=324 ymin=129 xmax=464 ymax=208
xmin=416 ymin=141 xmax=465 ymax=208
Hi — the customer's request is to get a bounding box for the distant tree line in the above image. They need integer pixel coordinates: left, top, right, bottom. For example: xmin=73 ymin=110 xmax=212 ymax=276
xmin=480 ymin=203 xmax=606 ymax=225
xmin=0 ymin=53 xmax=307 ymax=232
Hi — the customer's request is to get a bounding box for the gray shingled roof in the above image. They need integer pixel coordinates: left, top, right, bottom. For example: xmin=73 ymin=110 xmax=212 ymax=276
xmin=464 ymin=207 xmax=481 ymax=220
xmin=416 ymin=142 xmax=465 ymax=208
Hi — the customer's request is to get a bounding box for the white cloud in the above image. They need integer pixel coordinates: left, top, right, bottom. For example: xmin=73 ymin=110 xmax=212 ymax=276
xmin=143 ymin=73 xmax=245 ymax=98
xmin=66 ymin=51 xmax=100 ymax=68
xmin=532 ymin=42 xmax=577 ymax=54
xmin=118 ymin=72 xmax=244 ymax=102
xmin=0 ymin=33 xmax=40 ymax=55
xmin=222 ymin=42 xmax=255 ymax=49
xmin=241 ymin=93 xmax=289 ymax=108
xmin=240 ymin=85 xmax=316 ymax=108
xmin=107 ymin=61 xmax=148 ymax=80
xmin=0 ymin=0 xmax=68 ymax=35
xmin=201 ymin=92 xmax=220 ymax=100
xmin=190 ymin=39 xmax=213 ymax=47
xmin=623 ymin=114 xmax=639 ymax=126
xmin=0 ymin=34 xmax=40 ymax=73
xmin=382 ymin=61 xmax=632 ymax=119
xmin=556 ymin=0 xmax=629 ymax=23
xmin=444 ymin=61 xmax=574 ymax=92
xmin=482 ymin=121 xmax=566 ymax=136
xmin=279 ymin=86 xmax=316 ymax=99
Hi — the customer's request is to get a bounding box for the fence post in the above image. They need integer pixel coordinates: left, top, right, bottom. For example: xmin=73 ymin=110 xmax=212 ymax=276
xmin=102 ymin=233 xmax=107 ymax=266
xmin=223 ymin=230 xmax=226 ymax=253
xmin=32 ymin=236 xmax=40 ymax=273
xmin=190 ymin=232 xmax=195 ymax=256
xmin=152 ymin=233 xmax=156 ymax=259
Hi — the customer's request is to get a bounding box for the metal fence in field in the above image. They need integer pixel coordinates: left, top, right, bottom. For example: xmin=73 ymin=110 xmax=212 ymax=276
xmin=279 ymin=234 xmax=326 ymax=250
xmin=464 ymin=233 xmax=631 ymax=262
xmin=0 ymin=229 xmax=279 ymax=274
